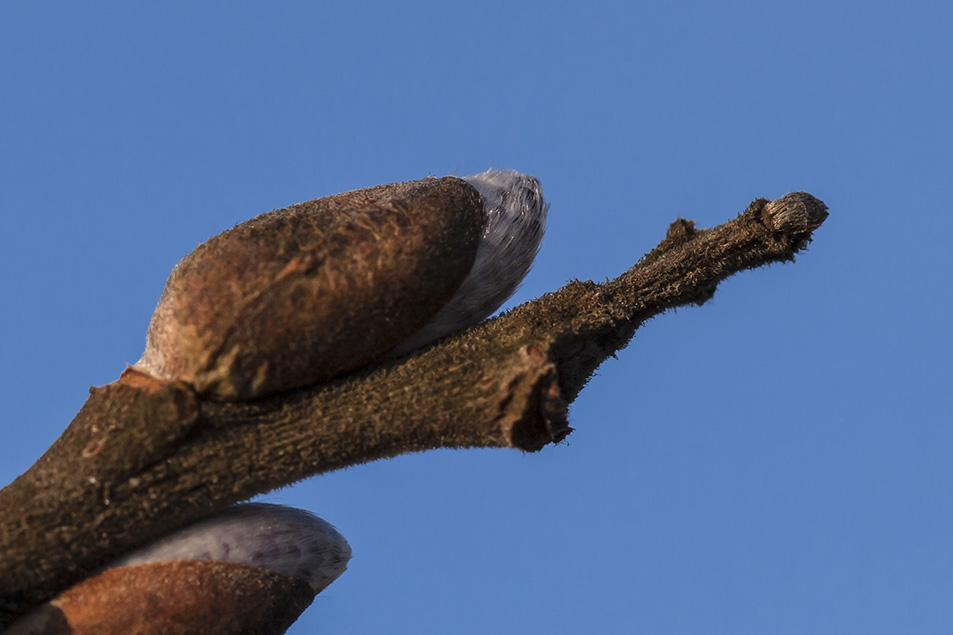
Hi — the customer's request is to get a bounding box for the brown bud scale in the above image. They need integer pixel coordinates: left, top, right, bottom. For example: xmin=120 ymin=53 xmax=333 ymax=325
xmin=5 ymin=560 xmax=314 ymax=635
xmin=137 ymin=177 xmax=485 ymax=400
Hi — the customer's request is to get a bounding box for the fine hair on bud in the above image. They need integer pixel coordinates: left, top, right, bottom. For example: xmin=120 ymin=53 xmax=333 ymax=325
xmin=105 ymin=503 xmax=351 ymax=592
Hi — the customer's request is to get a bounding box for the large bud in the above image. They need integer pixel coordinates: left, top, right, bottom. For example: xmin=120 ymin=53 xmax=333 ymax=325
xmin=136 ymin=171 xmax=547 ymax=400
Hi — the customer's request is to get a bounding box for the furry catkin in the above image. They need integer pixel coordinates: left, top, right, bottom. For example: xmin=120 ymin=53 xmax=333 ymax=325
xmin=136 ymin=171 xmax=547 ymax=400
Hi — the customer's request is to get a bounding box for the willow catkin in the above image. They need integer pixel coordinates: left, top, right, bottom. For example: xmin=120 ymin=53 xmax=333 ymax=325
xmin=135 ymin=170 xmax=548 ymax=401
xmin=135 ymin=176 xmax=486 ymax=400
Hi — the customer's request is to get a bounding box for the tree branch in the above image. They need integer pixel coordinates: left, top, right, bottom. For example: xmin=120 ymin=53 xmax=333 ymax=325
xmin=0 ymin=192 xmax=828 ymax=627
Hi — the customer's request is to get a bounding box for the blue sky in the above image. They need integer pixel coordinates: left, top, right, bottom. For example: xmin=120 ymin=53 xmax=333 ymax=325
xmin=2 ymin=2 xmax=951 ymax=633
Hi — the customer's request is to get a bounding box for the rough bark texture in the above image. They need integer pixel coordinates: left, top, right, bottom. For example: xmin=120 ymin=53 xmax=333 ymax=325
xmin=0 ymin=192 xmax=828 ymax=629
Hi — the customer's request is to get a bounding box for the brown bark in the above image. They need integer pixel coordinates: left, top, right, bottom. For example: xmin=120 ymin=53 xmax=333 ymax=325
xmin=0 ymin=192 xmax=827 ymax=629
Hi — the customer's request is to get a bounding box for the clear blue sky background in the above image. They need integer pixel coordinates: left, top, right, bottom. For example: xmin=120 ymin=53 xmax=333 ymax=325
xmin=2 ymin=2 xmax=951 ymax=633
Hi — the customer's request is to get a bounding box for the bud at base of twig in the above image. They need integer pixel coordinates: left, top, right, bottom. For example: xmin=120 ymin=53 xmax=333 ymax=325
xmin=5 ymin=560 xmax=315 ymax=635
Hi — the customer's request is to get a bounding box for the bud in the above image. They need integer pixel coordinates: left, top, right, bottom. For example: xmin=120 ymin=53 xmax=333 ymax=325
xmin=7 ymin=504 xmax=348 ymax=635
xmin=135 ymin=171 xmax=547 ymax=400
